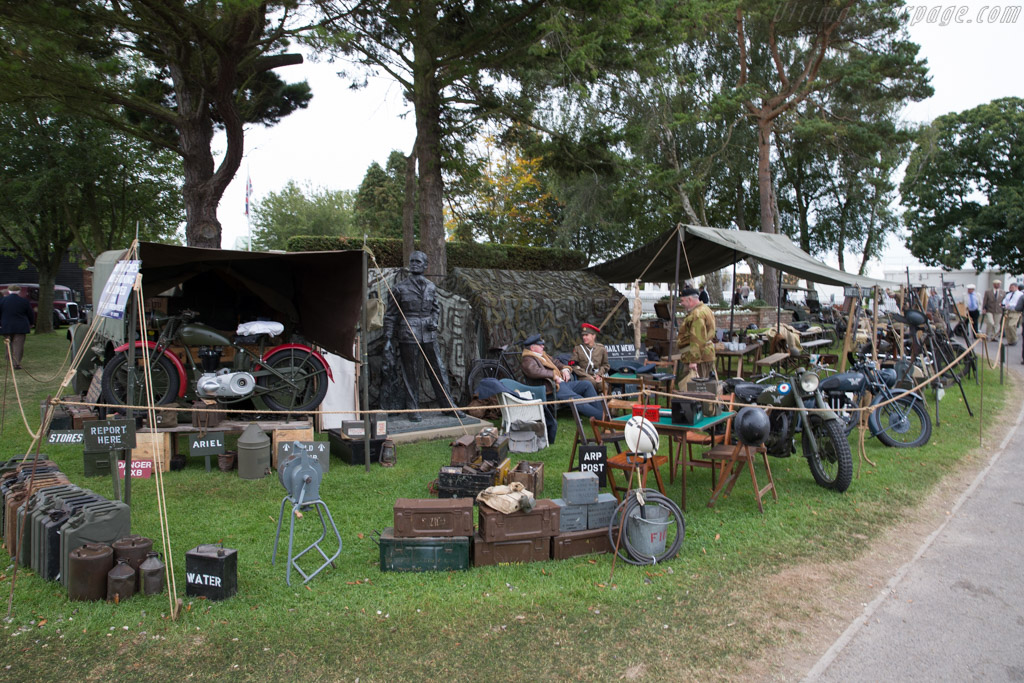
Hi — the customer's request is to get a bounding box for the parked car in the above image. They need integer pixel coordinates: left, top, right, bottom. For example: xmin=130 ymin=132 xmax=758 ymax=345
xmin=0 ymin=283 xmax=85 ymax=328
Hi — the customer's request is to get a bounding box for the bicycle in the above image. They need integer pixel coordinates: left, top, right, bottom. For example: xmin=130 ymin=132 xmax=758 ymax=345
xmin=466 ymin=343 xmax=524 ymax=393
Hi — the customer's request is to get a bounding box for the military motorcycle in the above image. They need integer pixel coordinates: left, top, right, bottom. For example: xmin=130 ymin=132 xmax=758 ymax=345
xmin=726 ymin=367 xmax=854 ymax=492
xmin=100 ymin=310 xmax=332 ymax=412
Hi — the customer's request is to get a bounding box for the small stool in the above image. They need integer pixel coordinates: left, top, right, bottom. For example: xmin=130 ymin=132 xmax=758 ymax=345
xmin=704 ymin=443 xmax=777 ymax=513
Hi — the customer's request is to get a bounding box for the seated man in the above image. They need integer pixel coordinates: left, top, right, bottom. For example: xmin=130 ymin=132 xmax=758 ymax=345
xmin=570 ymin=322 xmax=610 ymax=392
xmin=520 ymin=334 xmax=604 ymax=424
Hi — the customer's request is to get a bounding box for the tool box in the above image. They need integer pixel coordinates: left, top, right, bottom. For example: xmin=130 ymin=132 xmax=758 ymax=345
xmin=472 ymin=534 xmax=550 ymax=566
xmin=551 ymin=526 xmax=618 ymax=560
xmin=477 ymin=499 xmax=560 ymax=543
xmin=377 ymin=527 xmax=471 ymax=572
xmin=393 ymin=498 xmax=474 ymax=538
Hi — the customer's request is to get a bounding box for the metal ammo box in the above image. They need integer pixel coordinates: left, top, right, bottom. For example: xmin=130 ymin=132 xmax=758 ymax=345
xmin=393 ymin=498 xmax=474 ymax=538
xmin=477 ymin=499 xmax=560 ymax=543
xmin=377 ymin=527 xmax=470 ymax=572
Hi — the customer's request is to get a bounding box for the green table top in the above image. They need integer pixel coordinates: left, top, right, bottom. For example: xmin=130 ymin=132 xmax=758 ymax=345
xmin=613 ymin=410 xmax=734 ymax=430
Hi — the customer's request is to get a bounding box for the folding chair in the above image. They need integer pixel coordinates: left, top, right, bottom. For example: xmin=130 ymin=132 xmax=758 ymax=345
xmin=567 ymin=396 xmax=620 ymax=471
xmin=589 ymin=417 xmax=667 ymax=502
xmin=497 ymin=391 xmax=549 ymax=450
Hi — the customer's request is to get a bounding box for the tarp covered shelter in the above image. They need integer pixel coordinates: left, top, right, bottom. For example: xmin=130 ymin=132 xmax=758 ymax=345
xmin=587 ymin=224 xmax=896 ymax=289
xmin=444 ymin=268 xmax=634 ymax=354
xmin=92 ymin=243 xmax=364 ymax=360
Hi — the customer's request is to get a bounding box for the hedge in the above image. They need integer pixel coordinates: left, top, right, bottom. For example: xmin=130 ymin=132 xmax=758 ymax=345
xmin=285 ymin=236 xmax=588 ymax=272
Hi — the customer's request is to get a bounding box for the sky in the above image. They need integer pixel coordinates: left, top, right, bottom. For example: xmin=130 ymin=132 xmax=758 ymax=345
xmin=215 ymin=4 xmax=1024 ymax=276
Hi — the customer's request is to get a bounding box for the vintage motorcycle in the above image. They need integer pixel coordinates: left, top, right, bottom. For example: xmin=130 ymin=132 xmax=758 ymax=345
xmin=819 ymin=354 xmax=932 ymax=448
xmin=100 ymin=310 xmax=332 ymax=412
xmin=726 ymin=367 xmax=854 ymax=492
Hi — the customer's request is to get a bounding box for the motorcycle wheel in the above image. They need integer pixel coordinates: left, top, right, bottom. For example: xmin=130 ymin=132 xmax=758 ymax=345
xmin=802 ymin=416 xmax=853 ymax=492
xmin=257 ymin=349 xmax=330 ymax=412
xmin=101 ymin=350 xmax=180 ymax=407
xmin=872 ymin=396 xmax=932 ymax=448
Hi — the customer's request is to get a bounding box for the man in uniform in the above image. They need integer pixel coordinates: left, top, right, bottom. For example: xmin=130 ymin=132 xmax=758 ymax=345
xmin=382 ymin=251 xmax=463 ymax=421
xmin=520 ymin=334 xmax=603 ymax=422
xmin=570 ymin=323 xmax=609 ymax=392
xmin=676 ymin=286 xmax=717 ymax=385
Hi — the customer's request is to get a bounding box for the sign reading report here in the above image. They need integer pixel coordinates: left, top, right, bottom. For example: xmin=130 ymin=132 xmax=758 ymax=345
xmin=189 ymin=432 xmax=226 ymax=457
xmin=578 ymin=444 xmax=608 ymax=487
xmin=96 ymin=259 xmax=142 ymax=320
xmin=82 ymin=419 xmax=136 ymax=452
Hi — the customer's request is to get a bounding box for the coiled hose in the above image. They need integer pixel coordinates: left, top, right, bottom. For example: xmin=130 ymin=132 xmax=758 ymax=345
xmin=608 ymin=488 xmax=685 ymax=565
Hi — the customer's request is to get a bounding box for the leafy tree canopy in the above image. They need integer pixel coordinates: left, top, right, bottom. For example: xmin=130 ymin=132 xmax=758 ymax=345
xmin=251 ymin=180 xmax=356 ymax=251
xmin=902 ymin=97 xmax=1024 ymax=274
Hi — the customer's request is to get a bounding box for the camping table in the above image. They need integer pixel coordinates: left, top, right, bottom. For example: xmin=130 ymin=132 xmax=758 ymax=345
xmin=715 ymin=342 xmax=762 ymax=378
xmin=613 ymin=410 xmax=734 ymax=510
xmin=604 ymin=372 xmax=676 ymax=409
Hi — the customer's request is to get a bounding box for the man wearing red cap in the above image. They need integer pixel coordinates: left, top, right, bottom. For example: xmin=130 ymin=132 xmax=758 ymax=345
xmin=570 ymin=323 xmax=609 ymax=391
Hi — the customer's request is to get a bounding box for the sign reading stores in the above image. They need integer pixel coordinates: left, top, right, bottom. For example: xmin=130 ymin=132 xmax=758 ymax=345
xmin=82 ymin=419 xmax=136 ymax=452
xmin=47 ymin=430 xmax=84 ymax=445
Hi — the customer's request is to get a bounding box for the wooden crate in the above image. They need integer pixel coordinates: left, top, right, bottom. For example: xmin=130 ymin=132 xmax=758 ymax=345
xmin=131 ymin=431 xmax=171 ymax=472
xmin=271 ymin=427 xmax=314 ymax=469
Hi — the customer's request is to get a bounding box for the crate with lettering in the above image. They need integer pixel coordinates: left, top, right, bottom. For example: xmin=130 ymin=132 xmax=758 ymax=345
xmin=184 ymin=544 xmax=237 ymax=601
xmin=587 ymin=493 xmax=618 ymax=529
xmin=631 ymin=404 xmax=661 ymax=422
xmin=393 ymin=498 xmax=474 ymax=538
xmin=561 ymin=471 xmax=599 ymax=505
xmin=477 ymin=499 xmax=560 ymax=543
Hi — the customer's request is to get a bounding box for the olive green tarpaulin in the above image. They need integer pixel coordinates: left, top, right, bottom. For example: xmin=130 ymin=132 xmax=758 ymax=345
xmin=587 ymin=224 xmax=898 ymax=289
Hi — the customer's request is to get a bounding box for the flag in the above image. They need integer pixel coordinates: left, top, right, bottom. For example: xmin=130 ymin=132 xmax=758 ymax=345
xmin=245 ymin=174 xmax=253 ymax=217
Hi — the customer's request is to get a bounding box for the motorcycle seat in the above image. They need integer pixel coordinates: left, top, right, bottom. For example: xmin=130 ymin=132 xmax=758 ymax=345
xmin=730 ymin=382 xmax=765 ymax=404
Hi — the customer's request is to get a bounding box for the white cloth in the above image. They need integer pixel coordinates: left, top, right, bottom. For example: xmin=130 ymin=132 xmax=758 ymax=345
xmin=236 ymin=320 xmax=284 ymax=336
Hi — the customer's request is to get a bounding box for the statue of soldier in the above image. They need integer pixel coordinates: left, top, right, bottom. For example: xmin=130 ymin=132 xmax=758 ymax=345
xmin=382 ymin=251 xmax=463 ymax=422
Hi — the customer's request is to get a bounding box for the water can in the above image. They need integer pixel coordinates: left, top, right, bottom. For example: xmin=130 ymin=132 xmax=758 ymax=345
xmin=68 ymin=543 xmax=113 ymax=601
xmin=113 ymin=535 xmax=153 ymax=590
xmin=139 ymin=551 xmax=166 ymax=596
xmin=626 ymin=503 xmax=670 ymax=558
xmin=107 ymin=557 xmax=136 ymax=602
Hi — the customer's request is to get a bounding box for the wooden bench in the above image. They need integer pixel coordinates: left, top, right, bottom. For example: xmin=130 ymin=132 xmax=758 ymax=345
xmin=800 ymin=338 xmax=832 ymax=350
xmin=755 ymin=352 xmax=790 ymax=369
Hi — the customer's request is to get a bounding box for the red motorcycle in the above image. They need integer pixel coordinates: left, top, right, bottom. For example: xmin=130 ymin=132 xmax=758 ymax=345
xmin=101 ymin=310 xmax=332 ymax=412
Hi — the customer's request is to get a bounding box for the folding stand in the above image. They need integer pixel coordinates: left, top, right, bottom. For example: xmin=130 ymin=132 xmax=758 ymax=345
xmin=272 ymin=486 xmax=342 ymax=586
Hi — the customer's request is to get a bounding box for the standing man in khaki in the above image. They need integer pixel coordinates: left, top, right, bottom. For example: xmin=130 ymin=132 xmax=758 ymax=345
xmin=676 ymin=286 xmax=717 ymax=385
xmin=1001 ymin=282 xmax=1023 ymax=346
xmin=982 ymin=279 xmax=1003 ymax=339
xmin=570 ymin=323 xmax=609 ymax=392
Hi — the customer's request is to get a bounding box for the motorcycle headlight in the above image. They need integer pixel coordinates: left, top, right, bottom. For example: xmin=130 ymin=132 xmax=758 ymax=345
xmin=798 ymin=371 xmax=819 ymax=393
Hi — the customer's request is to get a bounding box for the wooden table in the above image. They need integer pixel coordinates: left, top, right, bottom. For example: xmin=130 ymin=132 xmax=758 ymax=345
xmin=614 ymin=410 xmax=735 ymax=510
xmin=604 ymin=372 xmax=676 ymax=409
xmin=715 ymin=342 xmax=762 ymax=378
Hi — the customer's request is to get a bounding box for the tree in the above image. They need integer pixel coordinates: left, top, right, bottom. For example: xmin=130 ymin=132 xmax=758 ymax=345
xmin=732 ymin=0 xmax=929 ymax=302
xmin=902 ymin=97 xmax=1024 ymax=274
xmin=0 ymin=0 xmax=312 ymax=247
xmin=0 ymin=103 xmax=181 ymax=333
xmin=354 ymin=151 xmax=409 ymax=241
xmin=251 ymin=180 xmax=356 ymax=250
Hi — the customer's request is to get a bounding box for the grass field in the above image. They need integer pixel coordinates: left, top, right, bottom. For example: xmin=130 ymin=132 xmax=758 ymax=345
xmin=0 ymin=332 xmax=1006 ymax=681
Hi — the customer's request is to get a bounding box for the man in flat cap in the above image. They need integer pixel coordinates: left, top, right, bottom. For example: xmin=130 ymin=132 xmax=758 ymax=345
xmin=982 ymin=279 xmax=1002 ymax=339
xmin=521 ymin=334 xmax=604 ymax=424
xmin=676 ymin=286 xmax=717 ymax=385
xmin=570 ymin=323 xmax=609 ymax=392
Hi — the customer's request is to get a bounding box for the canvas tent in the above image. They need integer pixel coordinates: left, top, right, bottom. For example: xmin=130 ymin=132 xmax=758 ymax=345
xmin=587 ymin=224 xmax=896 ymax=289
xmin=444 ymin=267 xmax=634 ymax=355
xmin=92 ymin=243 xmax=364 ymax=360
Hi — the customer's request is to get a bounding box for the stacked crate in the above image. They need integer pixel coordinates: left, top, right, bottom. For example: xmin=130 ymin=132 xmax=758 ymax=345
xmin=379 ymin=498 xmax=474 ymax=572
xmin=551 ymin=472 xmax=620 ymax=560
xmin=474 ymin=499 xmax=559 ymax=566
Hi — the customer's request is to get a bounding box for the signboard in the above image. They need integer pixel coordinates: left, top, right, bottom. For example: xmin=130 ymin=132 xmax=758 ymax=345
xmin=47 ymin=430 xmax=83 ymax=446
xmin=277 ymin=440 xmax=329 ymax=469
xmin=82 ymin=419 xmax=136 ymax=452
xmin=578 ymin=444 xmax=608 ymax=487
xmin=118 ymin=459 xmax=153 ymax=479
xmin=97 ymin=259 xmax=142 ymax=320
xmin=189 ymin=432 xmax=226 ymax=457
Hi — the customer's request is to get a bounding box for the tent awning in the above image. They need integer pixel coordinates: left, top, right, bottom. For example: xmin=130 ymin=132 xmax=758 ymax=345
xmin=587 ymin=225 xmax=897 ymax=289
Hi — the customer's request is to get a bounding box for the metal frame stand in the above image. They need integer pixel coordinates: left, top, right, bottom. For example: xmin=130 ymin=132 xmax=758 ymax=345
xmin=272 ymin=487 xmax=342 ymax=586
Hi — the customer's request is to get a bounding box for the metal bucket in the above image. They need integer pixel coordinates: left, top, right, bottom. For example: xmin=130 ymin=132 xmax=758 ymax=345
xmin=626 ymin=503 xmax=670 ymax=557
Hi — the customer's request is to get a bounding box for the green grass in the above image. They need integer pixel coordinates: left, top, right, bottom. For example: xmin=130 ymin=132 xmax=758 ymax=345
xmin=0 ymin=332 xmax=1008 ymax=681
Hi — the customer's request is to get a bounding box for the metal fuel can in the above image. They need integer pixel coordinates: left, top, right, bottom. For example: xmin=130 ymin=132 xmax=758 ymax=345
xmin=185 ymin=544 xmax=238 ymax=601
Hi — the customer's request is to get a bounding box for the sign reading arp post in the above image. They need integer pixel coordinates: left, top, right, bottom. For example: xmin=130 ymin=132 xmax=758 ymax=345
xmin=579 ymin=444 xmax=607 ymax=487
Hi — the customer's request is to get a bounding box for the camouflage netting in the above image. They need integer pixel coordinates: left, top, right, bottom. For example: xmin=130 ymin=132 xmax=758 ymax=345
xmin=364 ymin=267 xmax=633 ymax=410
xmin=444 ymin=268 xmax=633 ymax=356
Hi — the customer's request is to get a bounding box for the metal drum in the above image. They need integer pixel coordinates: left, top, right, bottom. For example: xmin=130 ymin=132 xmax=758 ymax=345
xmin=68 ymin=543 xmax=113 ymax=601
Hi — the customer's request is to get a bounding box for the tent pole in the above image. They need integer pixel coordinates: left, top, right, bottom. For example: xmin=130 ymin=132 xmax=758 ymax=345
xmin=776 ymin=269 xmax=782 ymax=339
xmin=670 ymin=227 xmax=682 ymax=357
xmin=729 ymin=250 xmax=737 ymax=336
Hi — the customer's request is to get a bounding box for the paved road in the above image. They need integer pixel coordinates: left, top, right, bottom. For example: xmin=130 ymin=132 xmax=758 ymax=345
xmin=806 ymin=346 xmax=1024 ymax=682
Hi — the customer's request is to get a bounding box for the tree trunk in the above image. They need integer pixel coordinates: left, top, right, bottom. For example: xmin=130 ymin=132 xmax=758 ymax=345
xmin=175 ymin=77 xmax=221 ymax=248
xmin=402 ymin=142 xmax=418 ymax=265
xmin=35 ymin=269 xmax=57 ymax=335
xmin=413 ymin=56 xmax=446 ymax=282
xmin=756 ymin=115 xmax=778 ymax=306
